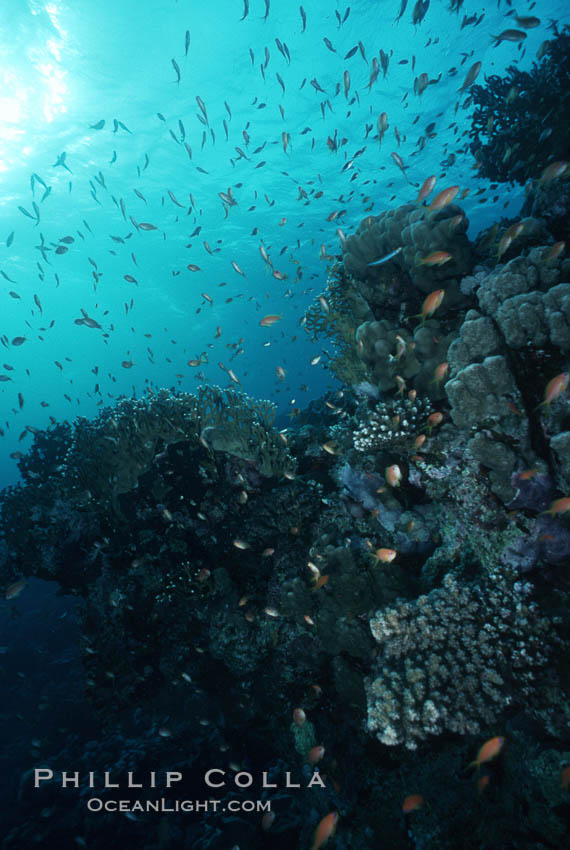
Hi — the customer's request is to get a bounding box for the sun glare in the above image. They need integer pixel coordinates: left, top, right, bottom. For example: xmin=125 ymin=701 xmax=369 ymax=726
xmin=0 ymin=2 xmax=69 ymax=159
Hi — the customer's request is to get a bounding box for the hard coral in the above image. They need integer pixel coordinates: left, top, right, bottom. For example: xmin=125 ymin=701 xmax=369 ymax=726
xmin=355 ymin=319 xmax=455 ymax=398
xmin=353 ymin=395 xmax=433 ymax=452
xmin=342 ymin=202 xmax=472 ymax=297
xmin=366 ymin=569 xmax=557 ymax=749
xmin=60 ymin=386 xmax=294 ymax=508
xmin=304 ymin=199 xmax=475 ymax=392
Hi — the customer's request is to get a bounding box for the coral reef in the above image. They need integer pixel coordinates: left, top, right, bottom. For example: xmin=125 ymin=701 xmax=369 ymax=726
xmin=521 ymin=177 xmax=570 ymax=240
xmin=475 ymin=248 xmax=570 ymax=348
xmin=355 ymin=319 xmax=455 ymax=397
xmin=353 ymin=394 xmax=433 ymax=451
xmin=304 ymin=264 xmax=371 ymax=385
xmin=304 ymin=199 xmax=473 ymax=394
xmin=445 ymin=247 xmax=570 ymax=501
xmin=366 ymin=568 xmax=558 ymax=749
xmin=3 ymin=160 xmax=570 ymax=850
xmin=4 ymin=386 xmax=294 ymax=514
xmin=341 ymin=202 xmax=472 ymax=294
xmin=468 ymin=24 xmax=570 ymax=184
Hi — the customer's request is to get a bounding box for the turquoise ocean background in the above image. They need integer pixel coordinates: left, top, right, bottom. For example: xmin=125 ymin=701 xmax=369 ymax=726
xmin=0 ymin=0 xmax=568 ymax=489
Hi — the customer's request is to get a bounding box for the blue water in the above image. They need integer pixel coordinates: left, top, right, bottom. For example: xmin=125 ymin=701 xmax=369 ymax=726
xmin=0 ymin=0 xmax=568 ymax=489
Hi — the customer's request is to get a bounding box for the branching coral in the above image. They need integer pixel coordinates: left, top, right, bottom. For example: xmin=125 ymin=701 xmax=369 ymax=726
xmin=521 ymin=178 xmax=570 ymax=239
xmin=304 ymin=264 xmax=371 ymax=385
xmin=366 ymin=568 xmax=558 ymax=749
xmin=353 ymin=395 xmax=433 ymax=451
xmin=468 ymin=24 xmax=570 ymax=184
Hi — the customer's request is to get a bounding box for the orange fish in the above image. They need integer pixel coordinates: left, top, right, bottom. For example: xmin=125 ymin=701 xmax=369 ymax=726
xmin=416 ymin=175 xmax=436 ymax=203
xmin=428 ymin=185 xmax=459 ymax=211
xmin=322 ymin=441 xmax=339 ymax=455
xmin=545 ymin=241 xmax=565 ymax=263
xmin=5 ymin=579 xmax=27 ymax=600
xmin=313 ymin=574 xmax=329 ymax=590
xmin=402 ymin=794 xmax=424 ymax=813
xmin=539 ymin=161 xmax=569 ymax=184
xmin=477 ymin=774 xmax=491 ymax=794
xmin=373 ymin=548 xmax=397 ymax=564
xmin=427 ymin=411 xmax=443 ymax=431
xmin=261 ymin=811 xmax=276 ymax=830
xmin=307 ymin=745 xmax=325 ymax=765
xmin=561 ymin=765 xmax=570 ymax=790
xmin=276 ymin=366 xmax=286 ymax=380
xmin=417 ymin=251 xmax=452 ymax=267
xmin=448 ymin=214 xmax=465 ymax=230
xmin=506 ymin=400 xmax=524 ymax=417
xmin=433 ymin=361 xmax=449 ymax=385
xmin=293 ymin=708 xmax=306 ymax=726
xmin=497 ymin=222 xmax=524 ymax=260
xmin=311 ymin=812 xmax=338 ymax=850
xmin=541 ymin=497 xmax=570 ymax=517
xmin=385 ymin=464 xmax=402 ymax=487
xmin=519 ymin=468 xmax=539 ymax=480
xmin=469 ymin=736 xmax=505 ymax=769
xmin=394 ymin=335 xmax=407 ymax=360
xmin=395 ymin=375 xmax=406 ymax=395
xmin=414 ymin=289 xmax=445 ymax=322
xmin=259 ymin=314 xmax=282 ymax=327
xmin=536 ymin=372 xmax=569 ymax=410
